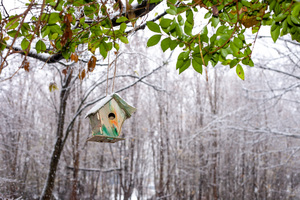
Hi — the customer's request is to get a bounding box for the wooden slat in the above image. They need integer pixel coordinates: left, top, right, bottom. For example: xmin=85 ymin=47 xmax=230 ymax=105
xmin=87 ymin=135 xmax=125 ymax=143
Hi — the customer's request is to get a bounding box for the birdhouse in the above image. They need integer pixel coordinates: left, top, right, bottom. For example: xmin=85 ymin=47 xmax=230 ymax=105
xmin=85 ymin=93 xmax=136 ymax=143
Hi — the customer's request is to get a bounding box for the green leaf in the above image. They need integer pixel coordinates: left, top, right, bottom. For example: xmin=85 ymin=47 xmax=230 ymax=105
xmin=170 ymin=40 xmax=178 ymax=50
xmin=202 ymin=26 xmax=208 ymax=35
xmin=179 ymin=59 xmax=191 ymax=74
xmin=179 ymin=51 xmax=189 ymax=61
xmin=244 ymin=47 xmax=251 ymax=56
xmin=41 ymin=26 xmax=51 ymax=38
xmin=292 ymin=3 xmax=300 ymax=17
xmin=7 ymin=30 xmax=18 ymax=38
xmin=230 ymin=59 xmax=238 ymax=68
xmin=147 ymin=34 xmax=162 ymax=47
xmin=99 ymin=42 xmax=108 ymax=58
xmin=150 ymin=0 xmax=161 ymax=3
xmin=6 ymin=18 xmax=19 ymax=30
xmin=218 ymin=34 xmax=231 ymax=46
xmin=73 ymin=0 xmax=85 ymax=6
xmin=120 ymin=23 xmax=127 ymax=32
xmin=211 ymin=16 xmax=219 ymax=28
xmin=238 ymin=33 xmax=245 ymax=41
xmin=211 ymin=53 xmax=219 ymax=66
xmin=21 ymin=23 xmax=30 ymax=36
xmin=248 ymin=59 xmax=254 ymax=67
xmin=116 ymin=16 xmax=128 ymax=23
xmin=21 ymin=38 xmax=30 ymax=50
xmin=269 ymin=0 xmax=276 ymax=11
xmin=161 ymin=38 xmax=171 ymax=52
xmin=271 ymin=25 xmax=280 ymax=42
xmin=236 ymin=64 xmax=244 ymax=80
xmin=177 ymin=15 xmax=184 ymax=26
xmin=220 ymin=49 xmax=228 ymax=58
xmin=114 ymin=42 xmax=120 ymax=50
xmin=48 ymin=13 xmax=60 ymax=24
xmin=0 ymin=12 xmax=2 ymax=21
xmin=233 ymin=37 xmax=243 ymax=48
xmin=281 ymin=19 xmax=288 ymax=34
xmin=169 ymin=20 xmax=177 ymax=32
xmin=230 ymin=42 xmax=239 ymax=55
xmin=0 ymin=40 xmax=7 ymax=51
xmin=176 ymin=51 xmax=190 ymax=70
xmin=55 ymin=0 xmax=63 ymax=11
xmin=184 ymin=21 xmax=193 ymax=36
xmin=216 ymin=25 xmax=227 ymax=35
xmin=204 ymin=12 xmax=212 ymax=19
xmin=84 ymin=6 xmax=95 ymax=18
xmin=274 ymin=13 xmax=287 ymax=22
xmin=286 ymin=15 xmax=294 ymax=26
xmin=192 ymin=56 xmax=203 ymax=74
xmin=119 ymin=36 xmax=129 ymax=44
xmin=186 ymin=9 xmax=194 ymax=24
xmin=62 ymin=50 xmax=71 ymax=60
xmin=35 ymin=40 xmax=46 ymax=53
xmin=175 ymin=24 xmax=183 ymax=38
xmin=49 ymin=24 xmax=63 ymax=35
xmin=166 ymin=8 xmax=177 ymax=15
xmin=291 ymin=15 xmax=300 ymax=25
xmin=203 ymin=54 xmax=211 ymax=66
xmin=146 ymin=21 xmax=161 ymax=33
xmin=160 ymin=18 xmax=172 ymax=29
xmin=241 ymin=0 xmax=250 ymax=7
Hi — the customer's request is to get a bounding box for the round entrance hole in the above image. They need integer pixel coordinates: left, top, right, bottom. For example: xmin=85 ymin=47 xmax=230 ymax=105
xmin=108 ymin=113 xmax=115 ymax=120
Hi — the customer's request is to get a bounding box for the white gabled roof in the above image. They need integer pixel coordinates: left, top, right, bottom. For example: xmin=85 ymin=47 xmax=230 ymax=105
xmin=85 ymin=93 xmax=136 ymax=118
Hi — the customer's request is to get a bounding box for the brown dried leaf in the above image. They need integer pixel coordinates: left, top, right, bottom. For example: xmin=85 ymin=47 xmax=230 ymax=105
xmin=240 ymin=7 xmax=264 ymax=28
xmin=88 ymin=55 xmax=97 ymax=72
xmin=70 ymin=53 xmax=78 ymax=62
xmin=62 ymin=68 xmax=67 ymax=76
xmin=212 ymin=5 xmax=219 ymax=16
xmin=23 ymin=61 xmax=30 ymax=72
xmin=79 ymin=69 xmax=86 ymax=80
xmin=60 ymin=35 xmax=67 ymax=47
xmin=60 ymin=27 xmax=73 ymax=46
xmin=66 ymin=14 xmax=73 ymax=23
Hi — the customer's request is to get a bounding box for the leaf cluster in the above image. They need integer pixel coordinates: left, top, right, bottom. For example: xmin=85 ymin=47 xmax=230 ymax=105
xmin=146 ymin=0 xmax=300 ymax=79
xmin=0 ymin=0 xmax=299 ymax=80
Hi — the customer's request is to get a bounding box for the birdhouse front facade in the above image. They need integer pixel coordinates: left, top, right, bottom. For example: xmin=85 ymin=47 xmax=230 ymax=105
xmin=85 ymin=93 xmax=136 ymax=143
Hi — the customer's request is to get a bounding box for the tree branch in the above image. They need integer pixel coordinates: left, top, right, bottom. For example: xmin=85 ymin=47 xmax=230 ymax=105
xmin=127 ymin=11 xmax=167 ymax=34
xmin=6 ymin=3 xmax=165 ymax=65
xmin=110 ymin=0 xmax=161 ymax=26
xmin=257 ymin=65 xmax=300 ymax=80
xmin=7 ymin=45 xmax=64 ymax=63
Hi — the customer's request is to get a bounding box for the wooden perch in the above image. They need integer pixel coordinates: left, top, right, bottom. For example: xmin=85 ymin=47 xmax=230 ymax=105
xmin=66 ymin=166 xmax=122 ymax=173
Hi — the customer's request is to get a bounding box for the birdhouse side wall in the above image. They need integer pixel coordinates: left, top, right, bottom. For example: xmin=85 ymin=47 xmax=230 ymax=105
xmin=99 ymin=99 xmax=126 ymax=137
xmin=89 ymin=113 xmax=102 ymax=136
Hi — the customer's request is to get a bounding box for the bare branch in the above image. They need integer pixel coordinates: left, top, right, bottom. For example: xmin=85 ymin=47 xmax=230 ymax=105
xmin=257 ymin=65 xmax=300 ymax=80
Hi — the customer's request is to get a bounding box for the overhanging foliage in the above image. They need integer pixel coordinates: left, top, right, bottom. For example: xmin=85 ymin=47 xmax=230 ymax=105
xmin=0 ymin=0 xmax=299 ymax=80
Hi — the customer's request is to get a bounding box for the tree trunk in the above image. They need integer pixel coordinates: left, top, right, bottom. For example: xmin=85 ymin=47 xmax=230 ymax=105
xmin=40 ymin=70 xmax=72 ymax=200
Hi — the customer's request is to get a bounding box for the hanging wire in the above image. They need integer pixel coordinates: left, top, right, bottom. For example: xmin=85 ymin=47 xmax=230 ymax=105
xmin=106 ymin=53 xmax=110 ymax=96
xmin=111 ymin=51 xmax=118 ymax=93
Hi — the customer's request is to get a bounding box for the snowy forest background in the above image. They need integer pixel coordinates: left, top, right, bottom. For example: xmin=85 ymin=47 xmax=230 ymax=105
xmin=1 ymin=27 xmax=300 ymax=199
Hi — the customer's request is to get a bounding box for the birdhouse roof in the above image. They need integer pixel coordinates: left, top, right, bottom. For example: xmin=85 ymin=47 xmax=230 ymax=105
xmin=85 ymin=93 xmax=136 ymax=118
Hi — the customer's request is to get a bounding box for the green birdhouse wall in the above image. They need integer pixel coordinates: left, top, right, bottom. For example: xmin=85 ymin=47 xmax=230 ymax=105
xmin=85 ymin=93 xmax=136 ymax=143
